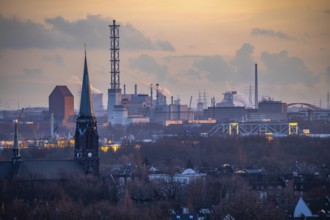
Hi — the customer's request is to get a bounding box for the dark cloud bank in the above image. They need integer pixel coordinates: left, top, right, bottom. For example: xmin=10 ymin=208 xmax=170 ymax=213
xmin=180 ymin=43 xmax=255 ymax=83
xmin=141 ymin=43 xmax=319 ymax=87
xmin=0 ymin=14 xmax=319 ymax=88
xmin=251 ymin=28 xmax=295 ymax=40
xmin=23 ymin=68 xmax=43 ymax=77
xmin=0 ymin=14 xmax=175 ymax=51
xmin=128 ymin=54 xmax=168 ymax=81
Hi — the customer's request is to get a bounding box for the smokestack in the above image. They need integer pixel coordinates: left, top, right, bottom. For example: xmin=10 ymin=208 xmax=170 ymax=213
xmin=123 ymin=84 xmax=126 ymax=95
xmin=150 ymin=84 xmax=153 ymax=107
xmin=171 ymin=96 xmax=174 ymax=105
xmin=249 ymin=83 xmax=252 ymax=108
xmin=134 ymin=84 xmax=137 ymax=95
xmin=156 ymin=83 xmax=159 ymax=106
xmin=255 ymin=63 xmax=258 ymax=109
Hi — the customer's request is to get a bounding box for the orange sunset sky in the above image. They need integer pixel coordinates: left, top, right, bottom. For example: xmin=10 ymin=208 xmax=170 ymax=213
xmin=0 ymin=0 xmax=329 ymax=109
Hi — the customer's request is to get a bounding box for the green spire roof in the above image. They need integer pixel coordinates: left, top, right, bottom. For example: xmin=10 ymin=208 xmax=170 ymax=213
xmin=79 ymin=49 xmax=94 ymax=117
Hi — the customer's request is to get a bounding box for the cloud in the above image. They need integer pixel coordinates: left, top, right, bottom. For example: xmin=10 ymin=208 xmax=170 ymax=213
xmin=156 ymin=40 xmax=175 ymax=52
xmin=68 ymin=75 xmax=102 ymax=94
xmin=193 ymin=55 xmax=234 ymax=82
xmin=0 ymin=15 xmax=175 ymax=51
xmin=231 ymin=43 xmax=255 ymax=81
xmin=251 ymin=28 xmax=295 ymax=40
xmin=119 ymin=22 xmax=156 ymax=50
xmin=326 ymin=66 xmax=330 ymax=82
xmin=43 ymin=54 xmax=64 ymax=65
xmin=44 ymin=15 xmax=106 ymax=49
xmin=168 ymin=43 xmax=319 ymax=90
xmin=166 ymin=44 xmax=256 ymax=84
xmin=180 ymin=68 xmax=204 ymax=80
xmin=23 ymin=68 xmax=43 ymax=76
xmin=128 ymin=54 xmax=168 ymax=81
xmin=0 ymin=16 xmax=60 ymax=49
xmin=261 ymin=50 xmax=318 ymax=85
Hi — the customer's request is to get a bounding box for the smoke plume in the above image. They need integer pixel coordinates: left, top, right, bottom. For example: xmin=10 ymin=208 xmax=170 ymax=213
xmin=68 ymin=75 xmax=102 ymax=94
xmin=141 ymin=81 xmax=172 ymax=97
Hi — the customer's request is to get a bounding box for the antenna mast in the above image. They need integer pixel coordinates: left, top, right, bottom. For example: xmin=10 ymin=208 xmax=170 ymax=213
xmin=109 ymin=20 xmax=120 ymax=90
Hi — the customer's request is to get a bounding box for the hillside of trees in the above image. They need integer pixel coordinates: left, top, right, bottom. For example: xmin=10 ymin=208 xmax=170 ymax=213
xmin=101 ymin=136 xmax=330 ymax=173
xmin=1 ymin=136 xmax=330 ymax=219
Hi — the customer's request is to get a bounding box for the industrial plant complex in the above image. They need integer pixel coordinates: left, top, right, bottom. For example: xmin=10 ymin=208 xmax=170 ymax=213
xmin=0 ymin=20 xmax=329 ymax=145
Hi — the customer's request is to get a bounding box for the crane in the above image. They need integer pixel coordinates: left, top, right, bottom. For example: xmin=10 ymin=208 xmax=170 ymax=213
xmin=188 ymin=96 xmax=193 ymax=120
xmin=12 ymin=108 xmax=33 ymax=162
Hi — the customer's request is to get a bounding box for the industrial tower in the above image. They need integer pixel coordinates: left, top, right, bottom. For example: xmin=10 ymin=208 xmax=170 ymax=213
xmin=110 ymin=20 xmax=120 ymax=91
xmin=108 ymin=20 xmax=125 ymax=124
xmin=255 ymin=63 xmax=259 ymax=109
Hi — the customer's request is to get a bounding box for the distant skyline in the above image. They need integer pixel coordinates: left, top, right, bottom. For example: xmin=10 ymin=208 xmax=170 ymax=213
xmin=0 ymin=0 xmax=330 ymax=110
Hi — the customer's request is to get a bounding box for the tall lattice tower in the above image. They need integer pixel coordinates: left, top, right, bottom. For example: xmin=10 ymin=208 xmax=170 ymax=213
xmin=108 ymin=20 xmax=125 ymax=124
xmin=110 ymin=20 xmax=120 ymax=90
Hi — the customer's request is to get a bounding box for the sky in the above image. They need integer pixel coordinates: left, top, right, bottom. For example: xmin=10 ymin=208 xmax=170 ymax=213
xmin=0 ymin=0 xmax=330 ymax=110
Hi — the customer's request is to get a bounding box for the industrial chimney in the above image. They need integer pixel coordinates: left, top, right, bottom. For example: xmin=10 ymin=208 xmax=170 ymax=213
xmin=134 ymin=84 xmax=137 ymax=95
xmin=255 ymin=63 xmax=258 ymax=109
xmin=156 ymin=83 xmax=159 ymax=106
xmin=150 ymin=83 xmax=153 ymax=107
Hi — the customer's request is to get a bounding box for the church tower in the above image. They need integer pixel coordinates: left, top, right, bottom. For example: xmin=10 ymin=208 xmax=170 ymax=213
xmin=74 ymin=48 xmax=99 ymax=175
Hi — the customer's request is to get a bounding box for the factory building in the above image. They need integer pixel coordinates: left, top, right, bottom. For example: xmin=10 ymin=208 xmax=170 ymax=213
xmin=0 ymin=107 xmax=48 ymax=122
xmin=245 ymin=108 xmax=264 ymax=121
xmin=153 ymin=104 xmax=170 ymax=123
xmin=153 ymin=104 xmax=191 ymax=122
xmin=110 ymin=84 xmax=152 ymax=125
xmin=204 ymin=106 xmax=246 ymax=122
xmin=287 ymin=108 xmax=330 ymax=121
xmin=152 ymin=91 xmax=193 ymax=123
xmin=203 ymin=90 xmax=246 ymax=122
xmin=112 ymin=105 xmax=129 ymax=125
xmin=122 ymin=91 xmax=152 ymax=117
xmin=49 ymin=85 xmax=74 ymax=128
xmin=257 ymin=99 xmax=287 ymax=121
xmin=92 ymin=93 xmax=103 ymax=113
xmin=203 ymin=89 xmax=287 ymax=122
xmin=108 ymin=91 xmax=124 ymax=124
xmin=204 ymin=101 xmax=288 ymax=123
xmin=306 ymin=110 xmax=330 ymax=121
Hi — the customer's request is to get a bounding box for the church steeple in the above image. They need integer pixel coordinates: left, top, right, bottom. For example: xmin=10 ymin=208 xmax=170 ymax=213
xmin=12 ymin=119 xmax=21 ymax=164
xmin=74 ymin=46 xmax=99 ymax=175
xmin=79 ymin=45 xmax=94 ymax=117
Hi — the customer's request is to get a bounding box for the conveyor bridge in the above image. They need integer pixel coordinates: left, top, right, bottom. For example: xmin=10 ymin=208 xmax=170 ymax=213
xmin=208 ymin=122 xmax=299 ymax=136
